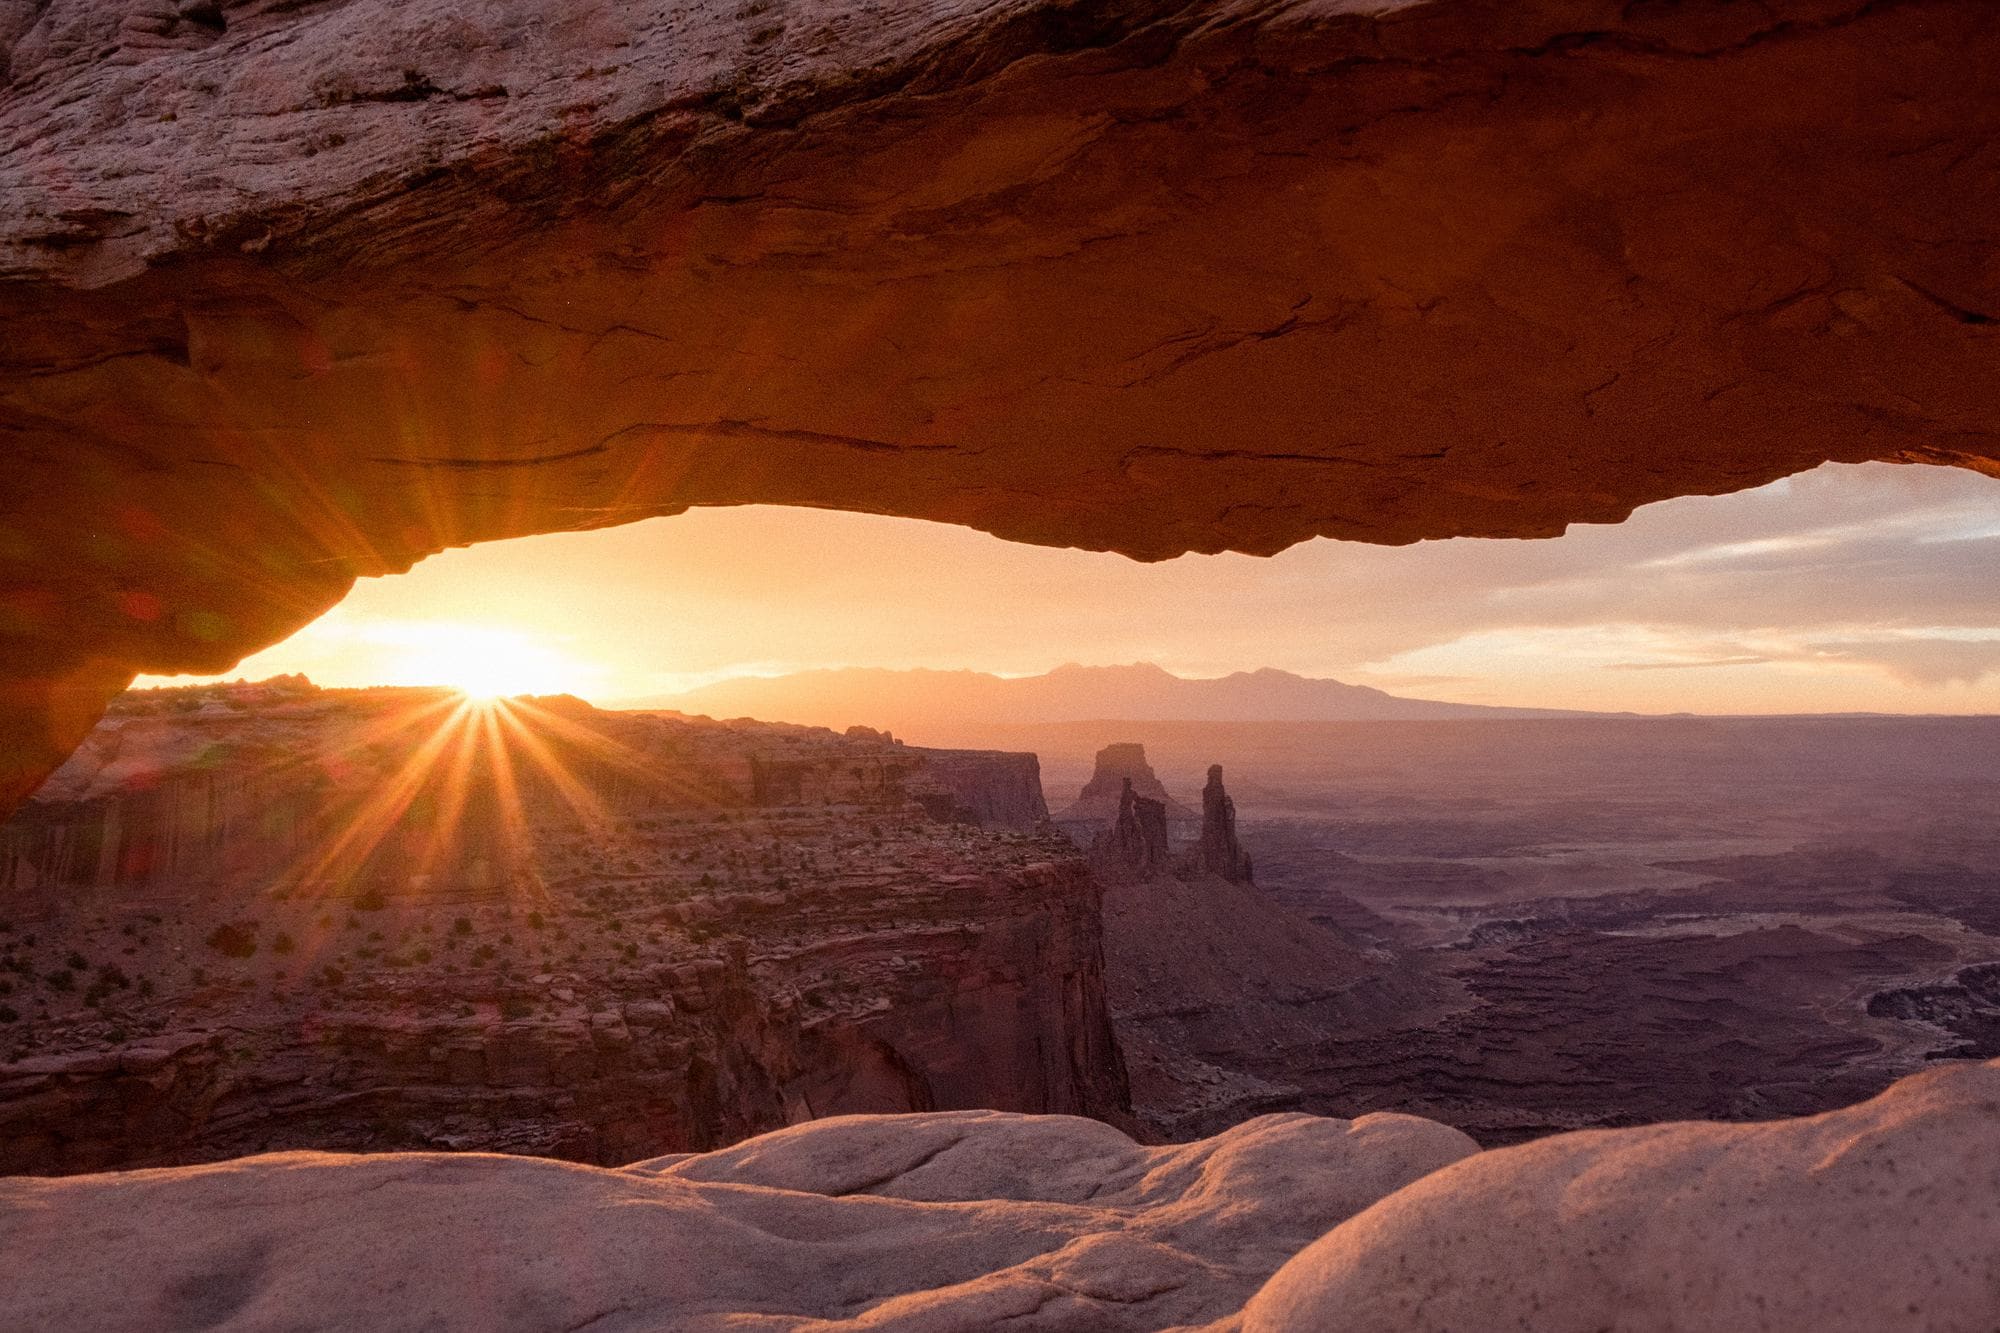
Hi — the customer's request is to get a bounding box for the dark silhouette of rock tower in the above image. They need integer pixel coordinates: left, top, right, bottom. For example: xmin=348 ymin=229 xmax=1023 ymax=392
xmin=1197 ymin=765 xmax=1253 ymax=882
xmin=1111 ymin=777 xmax=1171 ymax=872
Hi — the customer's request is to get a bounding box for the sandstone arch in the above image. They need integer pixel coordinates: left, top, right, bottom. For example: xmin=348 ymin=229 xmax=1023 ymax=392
xmin=3 ymin=0 xmax=1997 ymax=808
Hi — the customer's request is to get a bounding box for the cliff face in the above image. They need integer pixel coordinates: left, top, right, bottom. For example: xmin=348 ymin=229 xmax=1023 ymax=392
xmin=905 ymin=747 xmax=1050 ymax=830
xmin=0 ymin=682 xmax=1124 ymax=1174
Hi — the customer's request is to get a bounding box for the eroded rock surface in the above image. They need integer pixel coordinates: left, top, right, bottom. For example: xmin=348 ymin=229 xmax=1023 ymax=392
xmin=4 ymin=1063 xmax=1997 ymax=1330
xmin=5 ymin=0 xmax=1999 ymax=808
xmin=0 ymin=1108 xmax=1475 ymax=1331
xmin=1239 ymin=1057 xmax=2000 ymax=1332
xmin=0 ymin=680 xmax=1125 ymax=1173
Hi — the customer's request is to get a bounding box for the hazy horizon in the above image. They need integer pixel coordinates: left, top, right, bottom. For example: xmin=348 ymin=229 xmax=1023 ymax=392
xmin=137 ymin=461 xmax=2000 ymax=716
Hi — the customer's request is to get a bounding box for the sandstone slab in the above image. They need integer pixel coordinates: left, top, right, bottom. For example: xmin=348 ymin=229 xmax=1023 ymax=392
xmin=0 ymin=1108 xmax=1477 ymax=1330
xmin=1240 ymin=1056 xmax=2000 ymax=1332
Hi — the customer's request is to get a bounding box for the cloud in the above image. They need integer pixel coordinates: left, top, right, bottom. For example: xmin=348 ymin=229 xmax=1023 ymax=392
xmin=1603 ymin=656 xmax=1772 ymax=672
xmin=1805 ymin=637 xmax=2000 ymax=688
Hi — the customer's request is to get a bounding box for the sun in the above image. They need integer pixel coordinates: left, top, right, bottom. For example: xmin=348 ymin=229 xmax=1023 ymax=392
xmin=384 ymin=623 xmax=597 ymax=701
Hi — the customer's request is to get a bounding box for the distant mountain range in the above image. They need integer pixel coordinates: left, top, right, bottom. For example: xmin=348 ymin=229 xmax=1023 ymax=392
xmin=620 ymin=663 xmax=1625 ymax=732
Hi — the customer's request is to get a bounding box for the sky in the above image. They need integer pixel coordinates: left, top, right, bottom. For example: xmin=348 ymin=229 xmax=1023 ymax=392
xmin=140 ymin=461 xmax=2000 ymax=715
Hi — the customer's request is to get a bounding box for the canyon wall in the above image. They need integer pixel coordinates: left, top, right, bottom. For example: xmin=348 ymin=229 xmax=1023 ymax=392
xmin=905 ymin=747 xmax=1051 ymax=830
xmin=0 ymin=682 xmax=1125 ymax=1174
xmin=5 ymin=0 xmax=2000 ymax=809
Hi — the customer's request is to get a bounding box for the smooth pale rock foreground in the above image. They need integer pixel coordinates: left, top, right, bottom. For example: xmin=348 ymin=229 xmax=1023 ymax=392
xmin=1241 ymin=1057 xmax=2000 ymax=1332
xmin=5 ymin=1064 xmax=2000 ymax=1331
xmin=0 ymin=1109 xmax=1476 ymax=1331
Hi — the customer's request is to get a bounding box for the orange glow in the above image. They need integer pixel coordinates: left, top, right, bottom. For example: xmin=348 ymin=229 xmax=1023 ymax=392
xmin=136 ymin=463 xmax=2000 ymax=716
xmin=237 ymin=692 xmax=678 ymax=953
xmin=372 ymin=623 xmax=597 ymax=700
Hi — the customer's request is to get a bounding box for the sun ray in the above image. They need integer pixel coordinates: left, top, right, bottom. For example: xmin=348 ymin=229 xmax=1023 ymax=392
xmin=490 ymin=701 xmax=617 ymax=835
xmin=281 ymin=697 xmax=479 ymax=896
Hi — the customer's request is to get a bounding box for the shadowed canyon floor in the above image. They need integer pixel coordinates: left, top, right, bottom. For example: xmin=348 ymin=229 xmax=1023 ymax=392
xmin=956 ymin=720 xmax=2000 ymax=1144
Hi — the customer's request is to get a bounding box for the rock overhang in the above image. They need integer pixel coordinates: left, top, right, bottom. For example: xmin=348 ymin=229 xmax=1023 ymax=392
xmin=2 ymin=0 xmax=1998 ymax=807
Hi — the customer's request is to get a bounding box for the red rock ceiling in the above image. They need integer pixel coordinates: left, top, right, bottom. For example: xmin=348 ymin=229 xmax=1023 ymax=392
xmin=2 ymin=0 xmax=1997 ymax=809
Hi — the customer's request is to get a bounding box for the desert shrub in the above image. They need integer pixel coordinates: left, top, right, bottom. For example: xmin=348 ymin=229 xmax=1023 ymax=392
xmin=499 ymin=997 xmax=533 ymax=1020
xmin=0 ymin=1005 xmax=16 ymax=1023
xmin=319 ymin=965 xmax=346 ymax=986
xmin=452 ymin=917 xmax=473 ymax=936
xmin=65 ymin=951 xmax=86 ymax=971
xmin=471 ymin=943 xmax=496 ymax=964
xmin=44 ymin=969 xmax=73 ymax=991
xmin=272 ymin=932 xmax=296 ymax=955
xmin=354 ymin=885 xmax=388 ymax=911
xmin=526 ymin=912 xmax=545 ymax=930
xmin=205 ymin=925 xmax=256 ymax=958
xmin=84 ymin=965 xmax=129 ymax=1007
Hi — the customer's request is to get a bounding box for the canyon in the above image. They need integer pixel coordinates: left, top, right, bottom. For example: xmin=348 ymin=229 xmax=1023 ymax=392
xmin=1008 ymin=717 xmax=2000 ymax=1145
xmin=4 ymin=691 xmax=2000 ymax=1326
xmin=0 ymin=680 xmax=1125 ymax=1173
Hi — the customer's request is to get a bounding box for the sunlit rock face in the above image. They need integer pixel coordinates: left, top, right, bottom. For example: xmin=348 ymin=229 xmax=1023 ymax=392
xmin=4 ymin=0 xmax=1999 ymax=808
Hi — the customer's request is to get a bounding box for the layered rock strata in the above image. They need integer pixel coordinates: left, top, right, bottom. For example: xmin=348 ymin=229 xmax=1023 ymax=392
xmin=904 ymin=747 xmax=1051 ymax=830
xmin=0 ymin=681 xmax=1125 ymax=1174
